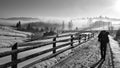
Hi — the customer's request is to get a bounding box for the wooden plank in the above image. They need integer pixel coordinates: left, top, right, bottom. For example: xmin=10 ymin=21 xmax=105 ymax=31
xmin=38 ymin=33 xmax=76 ymax=40
xmin=0 ymin=42 xmax=73 ymax=68
xmin=23 ymin=46 xmax=73 ymax=68
xmin=1 ymin=33 xmax=76 ymax=48
xmin=19 ymin=37 xmax=72 ymax=47
xmin=0 ymin=38 xmax=72 ymax=58
xmin=0 ymin=41 xmax=55 ymax=58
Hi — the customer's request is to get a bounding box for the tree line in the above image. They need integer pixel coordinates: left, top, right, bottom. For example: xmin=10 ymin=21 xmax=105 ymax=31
xmin=15 ymin=21 xmax=59 ymax=33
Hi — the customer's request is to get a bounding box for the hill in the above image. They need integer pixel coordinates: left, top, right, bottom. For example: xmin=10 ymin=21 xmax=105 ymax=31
xmin=0 ymin=26 xmax=32 ymax=48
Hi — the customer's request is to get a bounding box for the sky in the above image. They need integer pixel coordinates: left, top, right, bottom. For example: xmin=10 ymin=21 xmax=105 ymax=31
xmin=0 ymin=0 xmax=120 ymax=18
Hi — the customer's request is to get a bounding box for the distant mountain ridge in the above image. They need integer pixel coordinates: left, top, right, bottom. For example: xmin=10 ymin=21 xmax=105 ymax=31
xmin=0 ymin=16 xmax=120 ymax=30
xmin=1 ymin=16 xmax=120 ymax=21
xmin=0 ymin=17 xmax=40 ymax=21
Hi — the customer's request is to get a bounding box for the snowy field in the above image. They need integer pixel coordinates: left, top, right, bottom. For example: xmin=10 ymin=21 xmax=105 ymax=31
xmin=0 ymin=26 xmax=31 ymax=48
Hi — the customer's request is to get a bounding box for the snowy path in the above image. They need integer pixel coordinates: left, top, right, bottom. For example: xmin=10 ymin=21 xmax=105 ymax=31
xmin=109 ymin=36 xmax=120 ymax=68
xmin=50 ymin=37 xmax=101 ymax=68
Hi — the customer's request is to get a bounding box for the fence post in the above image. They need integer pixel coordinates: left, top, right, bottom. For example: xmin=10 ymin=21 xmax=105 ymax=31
xmin=86 ymin=34 xmax=88 ymax=41
xmin=90 ymin=33 xmax=92 ymax=38
xmin=92 ymin=33 xmax=94 ymax=37
xmin=84 ymin=34 xmax=87 ymax=42
xmin=88 ymin=34 xmax=89 ymax=40
xmin=79 ymin=35 xmax=81 ymax=43
xmin=53 ymin=37 xmax=56 ymax=54
xmin=71 ymin=35 xmax=74 ymax=47
xmin=11 ymin=43 xmax=18 ymax=68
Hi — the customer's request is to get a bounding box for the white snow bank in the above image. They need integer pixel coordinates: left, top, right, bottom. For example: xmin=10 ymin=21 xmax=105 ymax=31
xmin=109 ymin=36 xmax=120 ymax=68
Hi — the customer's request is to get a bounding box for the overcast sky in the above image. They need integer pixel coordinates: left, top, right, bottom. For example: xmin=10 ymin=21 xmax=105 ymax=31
xmin=0 ymin=0 xmax=120 ymax=18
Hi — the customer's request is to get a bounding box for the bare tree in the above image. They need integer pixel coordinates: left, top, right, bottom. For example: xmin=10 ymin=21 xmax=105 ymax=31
xmin=62 ymin=21 xmax=65 ymax=30
xmin=27 ymin=24 xmax=32 ymax=30
xmin=16 ymin=21 xmax=21 ymax=29
xmin=68 ymin=20 xmax=73 ymax=30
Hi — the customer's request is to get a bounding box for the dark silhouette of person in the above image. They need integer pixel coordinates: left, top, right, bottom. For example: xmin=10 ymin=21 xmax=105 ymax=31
xmin=98 ymin=30 xmax=109 ymax=60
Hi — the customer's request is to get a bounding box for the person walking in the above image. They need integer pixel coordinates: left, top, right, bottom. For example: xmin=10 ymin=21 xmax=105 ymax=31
xmin=98 ymin=30 xmax=109 ymax=60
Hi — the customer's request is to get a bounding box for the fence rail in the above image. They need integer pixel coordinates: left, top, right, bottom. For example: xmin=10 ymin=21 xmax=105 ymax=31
xmin=0 ymin=32 xmax=94 ymax=68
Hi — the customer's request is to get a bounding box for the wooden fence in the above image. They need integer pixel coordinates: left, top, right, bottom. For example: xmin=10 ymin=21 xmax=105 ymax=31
xmin=0 ymin=32 xmax=94 ymax=68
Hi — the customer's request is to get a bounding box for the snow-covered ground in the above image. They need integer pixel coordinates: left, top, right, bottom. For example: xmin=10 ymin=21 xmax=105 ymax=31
xmin=109 ymin=35 xmax=120 ymax=68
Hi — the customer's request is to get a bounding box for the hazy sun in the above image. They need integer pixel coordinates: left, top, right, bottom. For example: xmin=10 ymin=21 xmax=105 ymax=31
xmin=114 ymin=0 xmax=120 ymax=13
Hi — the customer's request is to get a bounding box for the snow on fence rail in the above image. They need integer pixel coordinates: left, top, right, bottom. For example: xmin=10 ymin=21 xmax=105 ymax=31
xmin=0 ymin=32 xmax=94 ymax=68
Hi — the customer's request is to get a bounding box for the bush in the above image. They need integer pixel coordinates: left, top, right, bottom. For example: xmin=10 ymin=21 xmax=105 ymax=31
xmin=115 ymin=28 xmax=120 ymax=40
xmin=43 ymin=31 xmax=56 ymax=36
